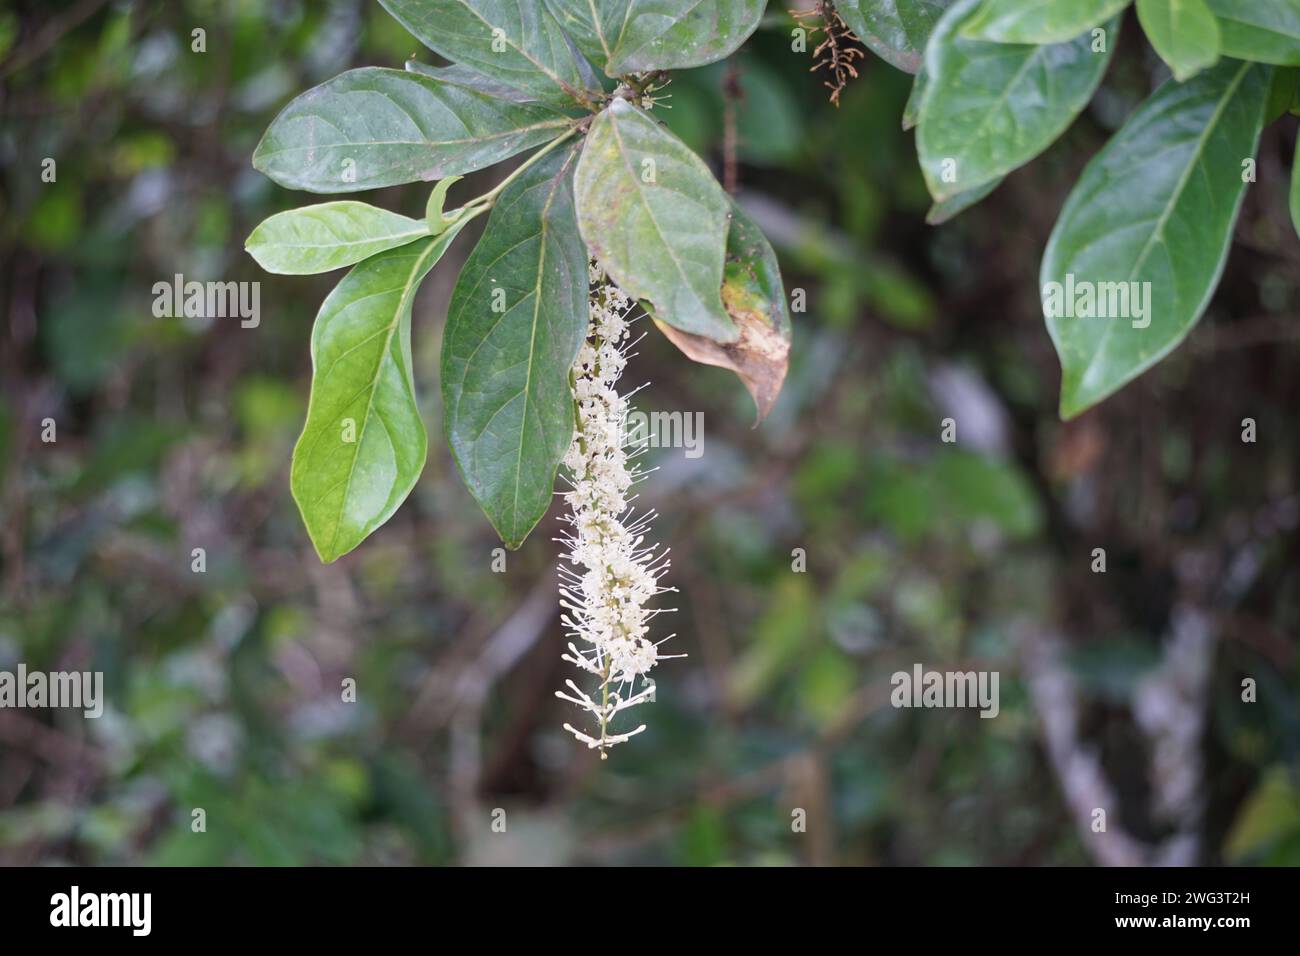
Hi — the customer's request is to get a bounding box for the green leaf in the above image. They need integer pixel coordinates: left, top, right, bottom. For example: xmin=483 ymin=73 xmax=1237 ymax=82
xmin=252 ymin=67 xmax=572 ymax=194
xmin=1136 ymin=0 xmax=1220 ymax=81
xmin=722 ymin=201 xmax=791 ymax=343
xmin=291 ymin=227 xmax=470 ymax=562
xmin=442 ymin=146 xmax=589 ymax=549
xmin=933 ymin=451 xmax=1042 ymax=539
xmin=917 ymin=0 xmax=1117 ymax=201
xmin=575 ymin=98 xmax=735 ymax=341
xmin=836 ymin=0 xmax=954 ymax=74
xmin=864 ymin=450 xmax=1042 ymax=541
xmin=729 ymin=59 xmax=806 ymax=166
xmin=543 ymin=0 xmax=764 ymax=76
xmin=425 ymin=176 xmax=463 ymax=234
xmin=379 ymin=0 xmax=599 ymax=106
xmin=1224 ymin=767 xmax=1300 ymax=864
xmin=404 ymin=59 xmax=552 ymax=105
xmin=1204 ymin=0 xmax=1300 ymax=66
xmin=961 ymin=0 xmax=1129 ymax=44
xmin=925 ymin=176 xmax=1002 ymax=223
xmin=902 ymin=63 xmax=929 ymax=130
xmin=245 ymin=202 xmax=430 ymax=275
xmin=1041 ymin=60 xmax=1270 ymax=418
xmin=1266 ymin=65 xmax=1300 ymax=120
xmin=654 ymin=199 xmax=792 ymax=421
xmin=1290 ymin=139 xmax=1300 ymax=238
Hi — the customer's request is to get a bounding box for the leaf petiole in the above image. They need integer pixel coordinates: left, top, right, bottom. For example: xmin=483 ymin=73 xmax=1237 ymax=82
xmin=456 ymin=129 xmax=579 ymax=217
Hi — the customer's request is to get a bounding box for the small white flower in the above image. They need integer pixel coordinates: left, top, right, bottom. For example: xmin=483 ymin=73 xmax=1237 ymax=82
xmin=554 ymin=264 xmax=679 ymax=757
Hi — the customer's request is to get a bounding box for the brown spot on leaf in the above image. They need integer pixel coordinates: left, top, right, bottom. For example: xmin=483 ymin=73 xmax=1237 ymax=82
xmin=654 ymin=200 xmax=791 ymax=423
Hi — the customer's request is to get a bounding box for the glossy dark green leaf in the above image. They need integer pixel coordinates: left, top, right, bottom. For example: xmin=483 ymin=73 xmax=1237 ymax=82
xmin=253 ymin=67 xmax=573 ymax=193
xmin=1136 ymin=0 xmax=1220 ymax=81
xmin=575 ymin=98 xmax=735 ymax=341
xmin=917 ymin=0 xmax=1117 ymax=201
xmin=1204 ymin=0 xmax=1300 ymax=66
xmin=246 ymin=202 xmax=429 ymax=275
xmin=442 ymin=147 xmax=589 ymax=549
xmin=380 ymin=0 xmax=599 ymax=106
xmin=1042 ymin=60 xmax=1270 ymax=418
xmin=291 ymin=227 xmax=470 ymax=562
xmin=655 ymin=200 xmax=791 ymax=421
xmin=544 ymin=0 xmax=764 ymax=76
xmin=836 ymin=0 xmax=954 ymax=74
xmin=962 ymin=0 xmax=1129 ymax=44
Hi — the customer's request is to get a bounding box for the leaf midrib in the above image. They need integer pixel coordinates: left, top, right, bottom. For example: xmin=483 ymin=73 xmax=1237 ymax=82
xmin=507 ymin=156 xmax=572 ymax=539
xmin=584 ymin=0 xmax=617 ymax=64
xmin=444 ymin=149 xmax=578 ymax=544
xmin=324 ymin=239 xmax=439 ymax=556
xmin=1077 ymin=60 xmax=1251 ymax=391
xmin=606 ymin=107 xmax=714 ymax=328
xmin=448 ymin=0 xmax=580 ymax=100
xmin=256 ymin=227 xmax=427 ymax=254
xmin=935 ymin=42 xmax=1046 ymax=193
xmin=609 ymin=0 xmax=714 ymax=70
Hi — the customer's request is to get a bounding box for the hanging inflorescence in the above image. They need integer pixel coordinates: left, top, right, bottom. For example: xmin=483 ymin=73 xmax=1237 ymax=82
xmin=554 ymin=264 xmax=680 ymax=757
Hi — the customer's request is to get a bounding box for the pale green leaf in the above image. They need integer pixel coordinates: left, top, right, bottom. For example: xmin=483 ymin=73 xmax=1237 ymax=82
xmin=1204 ymin=0 xmax=1300 ymax=66
xmin=246 ymin=202 xmax=429 ymax=275
xmin=253 ymin=67 xmax=572 ymax=193
xmin=918 ymin=0 xmax=1117 ymax=201
xmin=425 ymin=176 xmax=464 ymax=234
xmin=575 ymin=98 xmax=735 ymax=341
xmin=926 ymin=176 xmax=1002 ymax=223
xmin=1041 ymin=60 xmax=1270 ymax=418
xmin=962 ymin=0 xmax=1130 ymax=44
xmin=442 ymin=146 xmax=589 ymax=549
xmin=902 ymin=63 xmax=929 ymax=129
xmin=291 ymin=226 xmax=471 ymax=562
xmin=1136 ymin=0 xmax=1220 ymax=81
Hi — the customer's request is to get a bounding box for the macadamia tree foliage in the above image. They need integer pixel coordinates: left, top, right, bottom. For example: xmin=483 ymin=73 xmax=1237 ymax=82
xmin=249 ymin=0 xmax=1300 ymax=754
xmin=247 ymin=0 xmax=791 ymax=752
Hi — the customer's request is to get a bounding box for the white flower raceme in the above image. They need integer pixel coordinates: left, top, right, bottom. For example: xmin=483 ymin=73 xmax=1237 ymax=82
xmin=555 ymin=264 xmax=678 ymax=757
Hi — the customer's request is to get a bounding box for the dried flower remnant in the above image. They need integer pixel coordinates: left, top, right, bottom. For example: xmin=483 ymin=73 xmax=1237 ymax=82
xmin=554 ymin=264 xmax=679 ymax=757
xmin=792 ymin=2 xmax=865 ymax=107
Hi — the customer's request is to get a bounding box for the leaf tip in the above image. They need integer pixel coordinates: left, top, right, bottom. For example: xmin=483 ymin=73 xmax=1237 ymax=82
xmin=314 ymin=543 xmax=343 ymax=565
xmin=1058 ymin=388 xmax=1090 ymax=422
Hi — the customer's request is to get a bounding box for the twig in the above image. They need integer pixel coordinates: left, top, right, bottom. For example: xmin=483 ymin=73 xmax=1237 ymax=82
xmin=0 ymin=0 xmax=112 ymax=78
xmin=722 ymin=61 xmax=743 ymax=194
